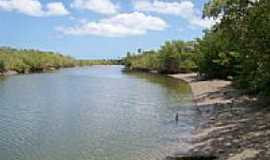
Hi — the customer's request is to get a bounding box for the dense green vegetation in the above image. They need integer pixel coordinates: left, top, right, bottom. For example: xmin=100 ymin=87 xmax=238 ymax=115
xmin=199 ymin=0 xmax=270 ymax=94
xmin=78 ymin=59 xmax=123 ymax=66
xmin=124 ymin=0 xmax=270 ymax=95
xmin=0 ymin=47 xmax=122 ymax=74
xmin=124 ymin=41 xmax=197 ymax=74
xmin=195 ymin=30 xmax=241 ymax=79
xmin=0 ymin=47 xmax=77 ymax=73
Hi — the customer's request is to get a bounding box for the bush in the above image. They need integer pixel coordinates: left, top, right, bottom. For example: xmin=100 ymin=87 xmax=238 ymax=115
xmin=195 ymin=30 xmax=240 ymax=79
xmin=0 ymin=47 xmax=77 ymax=73
xmin=0 ymin=60 xmax=7 ymax=72
xmin=124 ymin=40 xmax=197 ymax=74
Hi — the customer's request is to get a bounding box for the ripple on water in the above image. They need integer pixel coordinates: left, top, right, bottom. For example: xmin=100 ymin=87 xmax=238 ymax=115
xmin=0 ymin=66 xmax=197 ymax=160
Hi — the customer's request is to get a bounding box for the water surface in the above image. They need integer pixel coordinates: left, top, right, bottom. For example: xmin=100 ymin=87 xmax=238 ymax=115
xmin=0 ymin=65 xmax=198 ymax=160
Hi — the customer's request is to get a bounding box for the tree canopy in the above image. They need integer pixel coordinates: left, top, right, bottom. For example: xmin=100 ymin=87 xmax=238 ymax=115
xmin=124 ymin=0 xmax=270 ymax=95
xmin=124 ymin=40 xmax=197 ymax=74
xmin=199 ymin=0 xmax=270 ymax=94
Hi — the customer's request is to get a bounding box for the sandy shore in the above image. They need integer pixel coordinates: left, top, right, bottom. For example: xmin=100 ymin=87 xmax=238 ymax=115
xmin=169 ymin=73 xmax=235 ymax=106
xmin=0 ymin=70 xmax=18 ymax=76
xmin=166 ymin=73 xmax=270 ymax=160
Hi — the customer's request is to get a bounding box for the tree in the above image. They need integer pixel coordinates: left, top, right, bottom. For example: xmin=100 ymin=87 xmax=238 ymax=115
xmin=124 ymin=40 xmax=197 ymax=73
xmin=236 ymin=0 xmax=270 ymax=94
xmin=195 ymin=30 xmax=240 ymax=79
xmin=158 ymin=40 xmax=197 ymax=73
xmin=0 ymin=60 xmax=6 ymax=72
xmin=158 ymin=41 xmax=182 ymax=73
xmin=201 ymin=0 xmax=270 ymax=94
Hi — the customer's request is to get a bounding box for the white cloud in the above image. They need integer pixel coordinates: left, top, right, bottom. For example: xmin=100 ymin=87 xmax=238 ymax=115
xmin=133 ymin=0 xmax=216 ymax=28
xmin=0 ymin=0 xmax=69 ymax=17
xmin=134 ymin=0 xmax=194 ymax=16
xmin=71 ymin=0 xmax=119 ymax=15
xmin=45 ymin=2 xmax=70 ymax=16
xmin=57 ymin=12 xmax=168 ymax=37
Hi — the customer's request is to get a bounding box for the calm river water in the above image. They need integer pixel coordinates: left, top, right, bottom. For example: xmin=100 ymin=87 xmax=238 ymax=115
xmin=0 ymin=65 xmax=199 ymax=160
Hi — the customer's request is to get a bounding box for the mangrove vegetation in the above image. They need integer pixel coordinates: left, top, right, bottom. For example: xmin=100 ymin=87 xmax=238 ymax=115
xmin=124 ymin=0 xmax=270 ymax=95
xmin=0 ymin=47 xmax=122 ymax=75
xmin=124 ymin=40 xmax=197 ymax=74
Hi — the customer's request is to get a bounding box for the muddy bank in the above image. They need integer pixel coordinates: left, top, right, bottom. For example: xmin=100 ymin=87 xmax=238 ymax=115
xmin=167 ymin=73 xmax=270 ymax=160
xmin=0 ymin=70 xmax=18 ymax=76
xmin=0 ymin=67 xmax=67 ymax=77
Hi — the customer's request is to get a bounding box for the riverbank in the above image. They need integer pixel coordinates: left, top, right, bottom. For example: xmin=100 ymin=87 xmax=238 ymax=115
xmin=0 ymin=65 xmax=123 ymax=77
xmin=167 ymin=73 xmax=270 ymax=160
xmin=0 ymin=70 xmax=19 ymax=76
xmin=0 ymin=67 xmax=60 ymax=76
xmin=0 ymin=67 xmax=68 ymax=76
xmin=0 ymin=47 xmax=123 ymax=77
xmin=169 ymin=73 xmax=235 ymax=106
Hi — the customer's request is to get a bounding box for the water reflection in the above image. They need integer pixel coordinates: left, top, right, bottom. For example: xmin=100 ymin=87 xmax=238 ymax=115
xmin=0 ymin=66 xmax=198 ymax=160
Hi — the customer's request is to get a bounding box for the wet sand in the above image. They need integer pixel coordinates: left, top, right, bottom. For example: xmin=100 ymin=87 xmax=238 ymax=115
xmin=169 ymin=73 xmax=234 ymax=106
xmin=167 ymin=73 xmax=270 ymax=160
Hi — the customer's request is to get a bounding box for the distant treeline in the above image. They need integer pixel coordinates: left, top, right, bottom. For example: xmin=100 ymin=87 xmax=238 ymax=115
xmin=78 ymin=59 xmax=123 ymax=66
xmin=124 ymin=0 xmax=270 ymax=95
xmin=0 ymin=47 xmax=122 ymax=74
xmin=124 ymin=41 xmax=197 ymax=74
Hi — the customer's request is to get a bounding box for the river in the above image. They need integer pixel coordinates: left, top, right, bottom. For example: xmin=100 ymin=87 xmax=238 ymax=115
xmin=0 ymin=65 xmax=200 ymax=160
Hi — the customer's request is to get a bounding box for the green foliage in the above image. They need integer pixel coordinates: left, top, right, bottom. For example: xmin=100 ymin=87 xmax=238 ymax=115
xmin=195 ymin=30 xmax=240 ymax=79
xmin=199 ymin=0 xmax=270 ymax=94
xmin=0 ymin=47 xmax=77 ymax=73
xmin=78 ymin=59 xmax=123 ymax=66
xmin=124 ymin=50 xmax=159 ymax=71
xmin=236 ymin=0 xmax=270 ymax=94
xmin=0 ymin=47 xmax=124 ymax=74
xmin=158 ymin=41 xmax=182 ymax=73
xmin=0 ymin=47 xmax=123 ymax=74
xmin=0 ymin=60 xmax=7 ymax=72
xmin=203 ymin=0 xmax=255 ymax=18
xmin=124 ymin=40 xmax=197 ymax=74
xmin=158 ymin=41 xmax=197 ymax=73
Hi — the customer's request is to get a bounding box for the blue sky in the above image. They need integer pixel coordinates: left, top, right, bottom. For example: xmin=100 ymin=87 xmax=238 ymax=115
xmin=0 ymin=0 xmax=213 ymax=59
